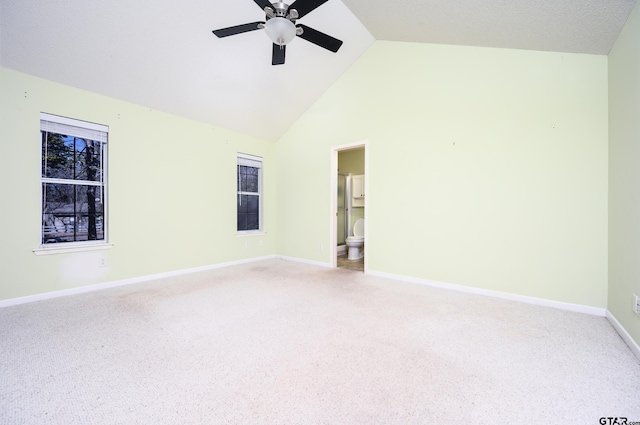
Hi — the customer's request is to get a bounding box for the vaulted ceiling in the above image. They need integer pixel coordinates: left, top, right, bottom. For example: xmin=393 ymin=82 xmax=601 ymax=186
xmin=1 ymin=0 xmax=636 ymax=141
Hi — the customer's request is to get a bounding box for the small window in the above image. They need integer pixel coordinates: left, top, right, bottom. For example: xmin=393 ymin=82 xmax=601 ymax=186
xmin=237 ymin=153 xmax=262 ymax=232
xmin=40 ymin=113 xmax=108 ymax=246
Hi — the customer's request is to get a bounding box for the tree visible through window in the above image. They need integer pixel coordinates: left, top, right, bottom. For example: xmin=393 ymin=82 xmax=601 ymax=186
xmin=40 ymin=114 xmax=108 ymax=245
xmin=237 ymin=154 xmax=262 ymax=232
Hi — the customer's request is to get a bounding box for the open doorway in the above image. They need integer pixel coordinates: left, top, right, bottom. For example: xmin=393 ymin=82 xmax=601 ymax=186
xmin=330 ymin=141 xmax=368 ymax=271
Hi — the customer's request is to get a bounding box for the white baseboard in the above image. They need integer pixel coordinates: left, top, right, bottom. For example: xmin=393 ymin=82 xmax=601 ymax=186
xmin=606 ymin=311 xmax=640 ymax=362
xmin=0 ymin=255 xmax=278 ymax=308
xmin=3 ymin=257 xmax=607 ymax=319
xmin=7 ymin=256 xmax=636 ymax=361
xmin=366 ymin=269 xmax=607 ymax=317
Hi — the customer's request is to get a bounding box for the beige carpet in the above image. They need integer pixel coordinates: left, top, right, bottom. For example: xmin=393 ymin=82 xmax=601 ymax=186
xmin=1 ymin=259 xmax=639 ymax=424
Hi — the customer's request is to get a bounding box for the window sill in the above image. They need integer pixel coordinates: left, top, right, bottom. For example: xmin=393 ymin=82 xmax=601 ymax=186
xmin=236 ymin=231 xmax=265 ymax=237
xmin=33 ymin=243 xmax=114 ymax=256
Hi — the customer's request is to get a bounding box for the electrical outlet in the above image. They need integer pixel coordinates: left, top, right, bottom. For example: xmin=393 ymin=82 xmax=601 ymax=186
xmin=98 ymin=257 xmax=107 ymax=268
xmin=259 ymin=240 xmax=264 ymax=246
xmin=633 ymin=294 xmax=640 ymax=316
xmin=319 ymin=243 xmax=323 ymax=251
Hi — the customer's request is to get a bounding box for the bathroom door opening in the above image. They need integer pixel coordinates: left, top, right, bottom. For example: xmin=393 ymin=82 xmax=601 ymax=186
xmin=330 ymin=141 xmax=368 ymax=271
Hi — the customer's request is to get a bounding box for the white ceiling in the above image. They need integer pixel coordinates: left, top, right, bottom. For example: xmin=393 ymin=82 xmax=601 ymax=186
xmin=1 ymin=0 xmax=636 ymax=141
xmin=343 ymin=0 xmax=637 ymax=55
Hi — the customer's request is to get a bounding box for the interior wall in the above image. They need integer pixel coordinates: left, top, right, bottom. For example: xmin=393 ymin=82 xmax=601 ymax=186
xmin=338 ymin=149 xmax=365 ymax=175
xmin=608 ymin=2 xmax=640 ymax=346
xmin=276 ymin=41 xmax=608 ymax=308
xmin=0 ymin=67 xmax=276 ymax=301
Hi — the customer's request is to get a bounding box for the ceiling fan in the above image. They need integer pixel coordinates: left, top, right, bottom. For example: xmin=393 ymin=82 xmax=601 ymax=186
xmin=212 ymin=0 xmax=343 ymax=65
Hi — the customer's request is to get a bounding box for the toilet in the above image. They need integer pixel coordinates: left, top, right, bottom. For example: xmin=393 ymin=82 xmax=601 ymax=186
xmin=345 ymin=218 xmax=365 ymax=260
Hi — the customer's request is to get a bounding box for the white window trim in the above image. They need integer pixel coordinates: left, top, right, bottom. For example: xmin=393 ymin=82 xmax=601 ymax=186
xmin=33 ymin=242 xmax=114 ymax=256
xmin=36 ymin=113 xmax=111 ymax=254
xmin=237 ymin=153 xmax=263 ymax=235
xmin=236 ymin=231 xmax=266 ymax=237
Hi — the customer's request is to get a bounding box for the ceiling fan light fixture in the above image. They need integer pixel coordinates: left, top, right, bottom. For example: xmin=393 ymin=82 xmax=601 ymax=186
xmin=265 ymin=17 xmax=296 ymax=45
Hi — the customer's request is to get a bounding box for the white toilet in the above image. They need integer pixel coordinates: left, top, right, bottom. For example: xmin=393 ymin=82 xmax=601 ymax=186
xmin=345 ymin=218 xmax=365 ymax=260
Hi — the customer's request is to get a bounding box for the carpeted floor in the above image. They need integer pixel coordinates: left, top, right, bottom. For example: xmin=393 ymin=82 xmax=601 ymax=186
xmin=1 ymin=259 xmax=639 ymax=424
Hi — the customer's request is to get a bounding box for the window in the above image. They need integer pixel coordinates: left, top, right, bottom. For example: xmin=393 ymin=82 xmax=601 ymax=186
xmin=237 ymin=153 xmax=262 ymax=232
xmin=40 ymin=113 xmax=108 ymax=246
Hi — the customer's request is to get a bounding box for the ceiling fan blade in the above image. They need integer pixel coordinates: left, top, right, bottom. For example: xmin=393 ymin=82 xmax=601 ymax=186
xmin=212 ymin=22 xmax=264 ymax=38
xmin=296 ymin=24 xmax=343 ymax=52
xmin=272 ymin=44 xmax=286 ymax=65
xmin=253 ymin=0 xmax=273 ymax=10
xmin=288 ymin=0 xmax=329 ymax=18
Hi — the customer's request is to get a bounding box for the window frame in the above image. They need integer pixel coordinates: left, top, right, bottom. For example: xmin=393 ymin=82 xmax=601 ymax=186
xmin=237 ymin=153 xmax=263 ymax=234
xmin=34 ymin=113 xmax=111 ymax=255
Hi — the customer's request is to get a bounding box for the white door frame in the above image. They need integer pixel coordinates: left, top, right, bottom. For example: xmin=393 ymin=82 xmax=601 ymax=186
xmin=329 ymin=140 xmax=369 ymax=269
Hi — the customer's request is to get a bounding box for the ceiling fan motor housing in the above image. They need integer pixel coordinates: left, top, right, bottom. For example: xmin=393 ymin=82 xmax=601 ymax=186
xmin=271 ymin=2 xmax=294 ymax=18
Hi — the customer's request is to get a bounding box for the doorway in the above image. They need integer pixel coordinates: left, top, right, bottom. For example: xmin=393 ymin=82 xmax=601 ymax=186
xmin=337 ymin=172 xmax=350 ymax=254
xmin=330 ymin=141 xmax=368 ymax=271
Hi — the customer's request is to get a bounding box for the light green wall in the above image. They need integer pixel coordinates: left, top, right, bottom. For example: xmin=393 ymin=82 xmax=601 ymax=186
xmin=609 ymin=3 xmax=640 ymax=345
xmin=276 ymin=41 xmax=608 ymax=308
xmin=0 ymin=40 xmax=613 ymax=316
xmin=0 ymin=67 xmax=276 ymax=300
